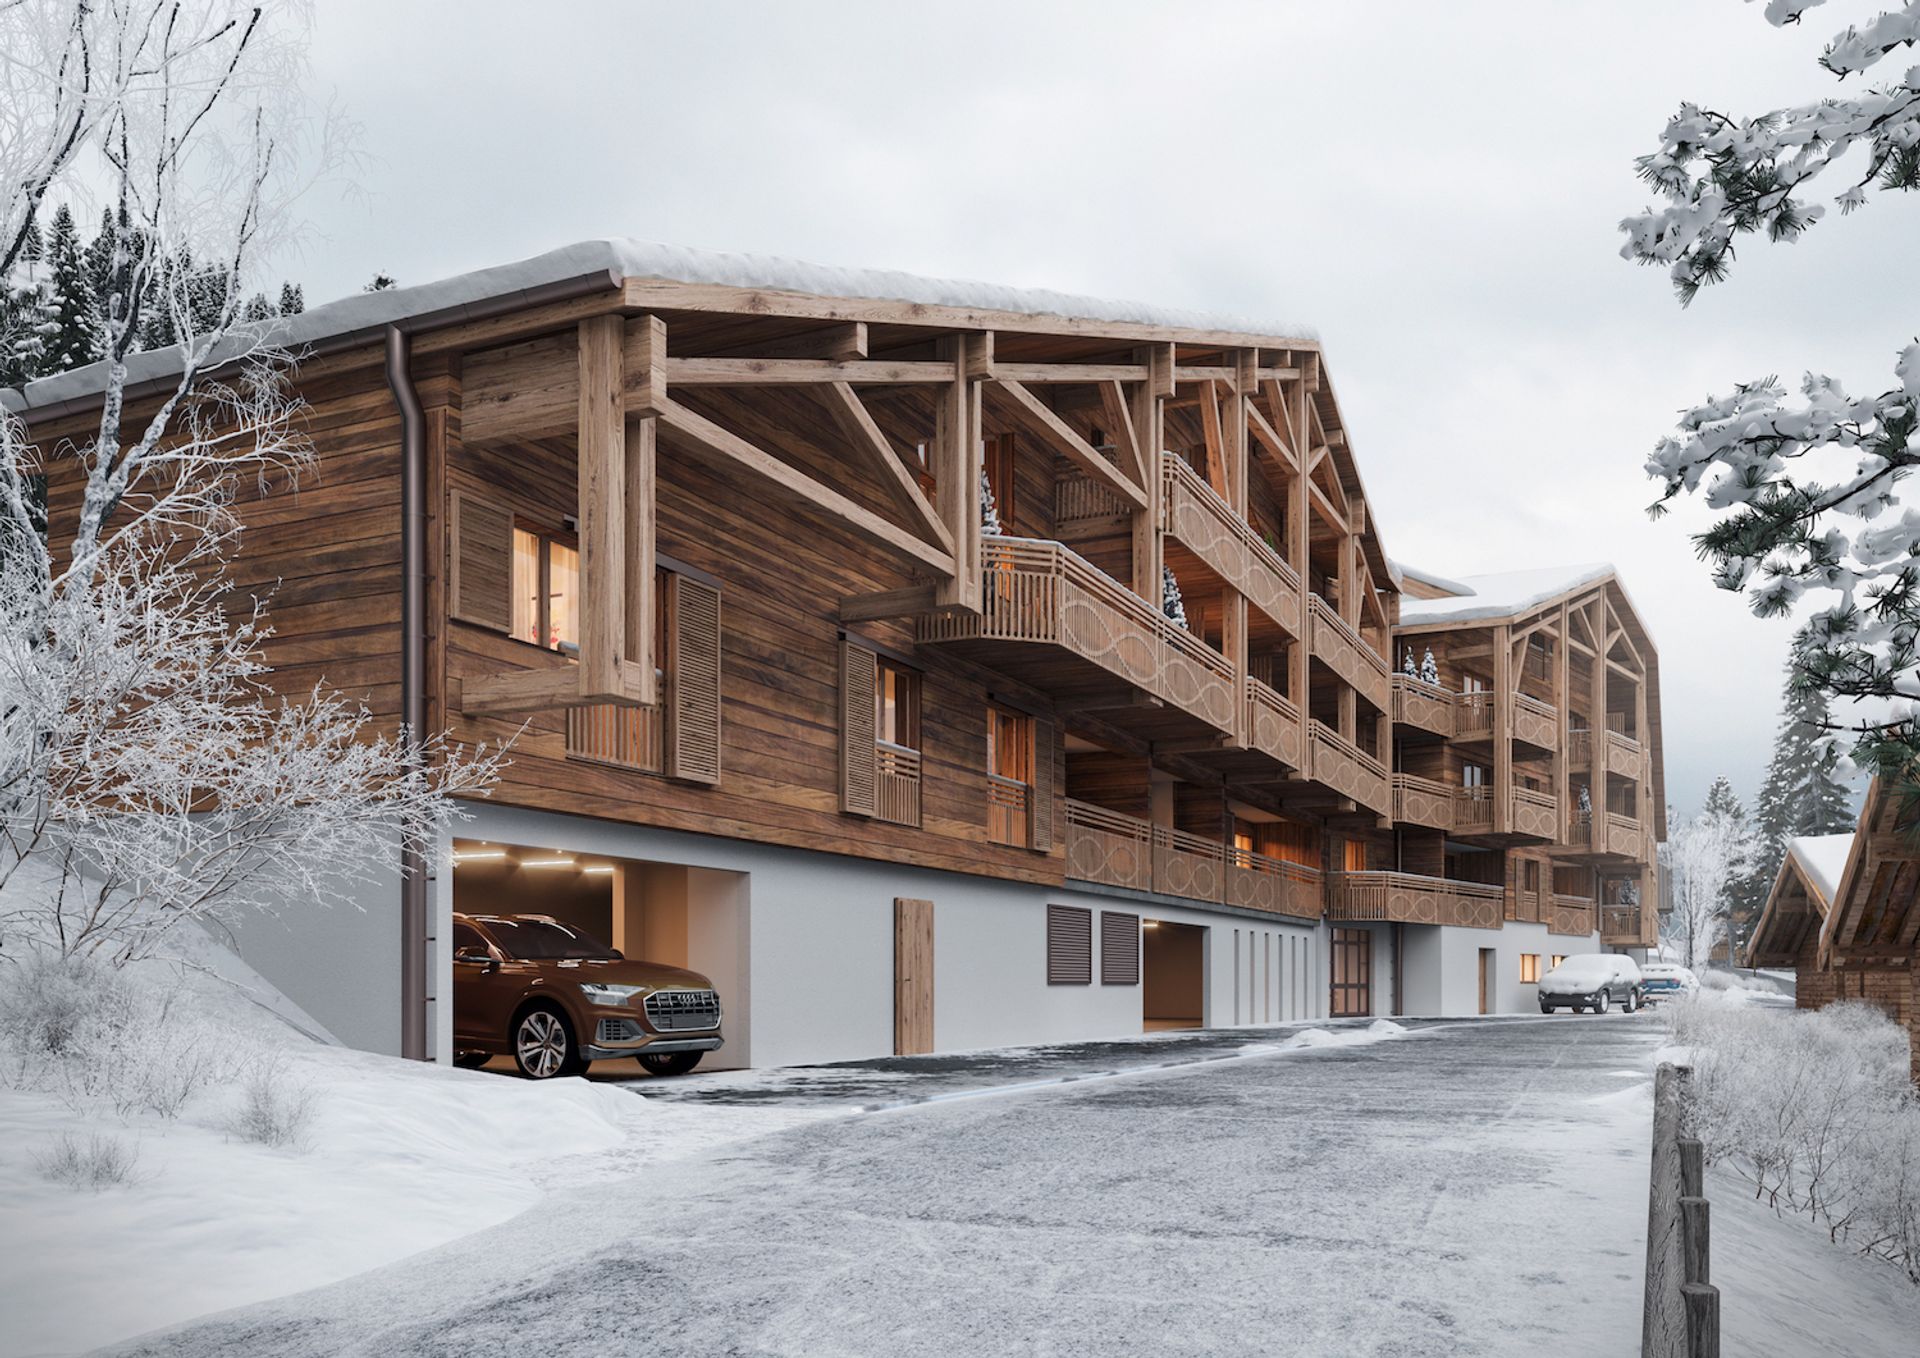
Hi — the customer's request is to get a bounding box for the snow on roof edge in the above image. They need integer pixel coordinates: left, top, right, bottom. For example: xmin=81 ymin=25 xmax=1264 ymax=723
xmin=1788 ymin=833 xmax=1855 ymax=907
xmin=3 ymin=238 xmax=1320 ymax=413
xmin=1397 ymin=562 xmax=1617 ymax=625
xmin=1391 ymin=560 xmax=1476 ymax=598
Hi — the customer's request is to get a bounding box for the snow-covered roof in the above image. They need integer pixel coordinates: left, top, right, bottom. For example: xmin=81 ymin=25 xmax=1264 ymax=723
xmin=1396 ymin=563 xmax=1617 ymax=625
xmin=4 ymin=239 xmax=1318 ymax=413
xmin=1390 ymin=560 xmax=1475 ymax=599
xmin=1787 ymin=833 xmax=1855 ymax=907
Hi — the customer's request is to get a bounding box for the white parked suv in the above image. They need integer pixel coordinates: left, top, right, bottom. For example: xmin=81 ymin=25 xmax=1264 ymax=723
xmin=1538 ymin=953 xmax=1644 ymax=1014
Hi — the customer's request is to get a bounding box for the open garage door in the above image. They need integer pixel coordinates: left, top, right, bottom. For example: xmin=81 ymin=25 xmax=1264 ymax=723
xmin=1142 ymin=919 xmax=1205 ymax=1031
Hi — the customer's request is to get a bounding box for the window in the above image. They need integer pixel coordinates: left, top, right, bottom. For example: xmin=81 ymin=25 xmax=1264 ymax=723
xmin=1551 ymin=955 xmax=1567 ymax=970
xmin=1047 ymin=904 xmax=1092 ymax=985
xmin=988 ymin=705 xmax=1034 ymax=849
xmin=1330 ymin=928 xmax=1372 ymax=1017
xmin=511 ymin=523 xmax=580 ymax=653
xmin=1524 ymin=861 xmax=1541 ymax=893
xmin=841 ymin=645 xmax=922 ymax=827
xmin=984 ymin=432 xmax=1016 ymax=529
xmin=1520 ymin=954 xmax=1541 ymax=984
xmin=876 ymin=657 xmax=920 ymax=751
xmin=1342 ymin=838 xmax=1369 ymax=872
xmin=1463 ymin=763 xmax=1489 ymax=788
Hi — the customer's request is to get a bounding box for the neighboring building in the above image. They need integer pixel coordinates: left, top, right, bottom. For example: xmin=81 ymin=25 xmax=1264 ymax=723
xmin=7 ymin=240 xmax=1669 ymax=1066
xmin=1749 ymin=779 xmax=1920 ymax=1081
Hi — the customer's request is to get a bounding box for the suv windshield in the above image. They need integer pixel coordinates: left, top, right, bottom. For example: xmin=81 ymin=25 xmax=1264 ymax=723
xmin=480 ymin=917 xmax=615 ymax=961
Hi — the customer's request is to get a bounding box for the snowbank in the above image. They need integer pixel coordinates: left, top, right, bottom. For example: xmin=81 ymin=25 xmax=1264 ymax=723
xmin=0 ymin=936 xmax=818 ymax=1357
xmin=1261 ymin=1018 xmax=1409 ymax=1052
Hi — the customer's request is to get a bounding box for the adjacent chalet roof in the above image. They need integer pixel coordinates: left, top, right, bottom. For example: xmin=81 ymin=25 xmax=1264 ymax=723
xmin=1789 ymin=833 xmax=1856 ymax=909
xmin=3 ymin=238 xmax=1318 ymax=414
xmin=1394 ymin=562 xmax=1617 ymax=626
xmin=1821 ymin=778 xmax=1920 ymax=966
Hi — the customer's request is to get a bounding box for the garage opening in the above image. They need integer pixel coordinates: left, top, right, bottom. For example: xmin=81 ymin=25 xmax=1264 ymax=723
xmin=1142 ymin=919 xmax=1205 ymax=1031
xmin=449 ymin=839 xmax=747 ymax=1077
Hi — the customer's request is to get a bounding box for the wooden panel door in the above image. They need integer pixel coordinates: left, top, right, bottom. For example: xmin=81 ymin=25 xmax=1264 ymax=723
xmin=1479 ymin=948 xmax=1494 ymax=1015
xmin=894 ymin=897 xmax=934 ymax=1056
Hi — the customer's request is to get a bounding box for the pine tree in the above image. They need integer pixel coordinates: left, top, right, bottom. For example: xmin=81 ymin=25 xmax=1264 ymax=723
xmin=15 ymin=215 xmax=42 ymax=281
xmin=1732 ymin=660 xmax=1859 ymax=951
xmin=1699 ymin=775 xmax=1756 ymax=962
xmin=38 ymin=205 xmax=94 ymax=372
xmin=278 ymin=282 xmax=304 ymax=315
xmin=979 ymin=468 xmax=1002 ymax=534
xmin=363 ymin=273 xmax=396 ymax=292
xmin=1162 ymin=566 xmax=1188 ymax=628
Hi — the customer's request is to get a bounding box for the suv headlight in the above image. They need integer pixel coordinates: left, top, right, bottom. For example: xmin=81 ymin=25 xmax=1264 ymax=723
xmin=578 ymin=982 xmax=644 ymax=1004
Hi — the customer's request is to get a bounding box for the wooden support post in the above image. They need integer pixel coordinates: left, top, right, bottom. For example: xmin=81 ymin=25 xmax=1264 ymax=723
xmin=1555 ymin=603 xmax=1570 ymax=840
xmin=1682 ymin=1285 xmax=1719 ymax=1358
xmin=1131 ymin=345 xmax=1170 ymax=603
xmin=1680 ymin=1198 xmax=1710 ymax=1286
xmin=936 ymin=335 xmax=983 ymax=611
xmin=1287 ymin=375 xmax=1311 ymax=742
xmin=1492 ymin=622 xmax=1513 ymax=835
xmin=1224 ymin=588 xmax=1247 ymax=748
xmin=1228 ymin=350 xmax=1254 ymax=515
xmin=577 ymin=314 xmax=627 ymax=701
xmin=625 ymin=412 xmax=658 ymax=704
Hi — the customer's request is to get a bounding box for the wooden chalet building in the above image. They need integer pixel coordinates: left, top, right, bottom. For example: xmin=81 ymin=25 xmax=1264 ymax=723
xmin=1749 ymin=780 xmax=1920 ymax=1080
xmin=6 ymin=241 xmax=1669 ymax=1065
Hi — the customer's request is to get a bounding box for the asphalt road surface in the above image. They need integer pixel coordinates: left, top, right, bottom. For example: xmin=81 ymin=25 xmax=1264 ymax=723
xmin=113 ymin=1015 xmax=1666 ymax=1358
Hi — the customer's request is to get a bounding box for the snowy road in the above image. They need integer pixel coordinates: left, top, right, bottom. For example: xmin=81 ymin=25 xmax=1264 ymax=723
xmin=113 ymin=1016 xmax=1667 ymax=1358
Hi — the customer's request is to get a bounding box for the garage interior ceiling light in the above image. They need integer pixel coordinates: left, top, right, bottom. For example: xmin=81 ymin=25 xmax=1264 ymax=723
xmin=451 ymin=848 xmax=507 ymax=865
xmin=580 ymin=864 xmax=614 ymax=876
xmin=522 ymin=856 xmax=577 ymax=869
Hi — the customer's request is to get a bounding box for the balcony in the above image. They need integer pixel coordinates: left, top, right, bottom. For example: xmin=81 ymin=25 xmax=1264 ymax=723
xmin=1454 ymin=689 xmax=1495 ymax=741
xmin=1327 ymin=871 xmax=1505 ymax=930
xmin=1512 ymin=693 xmax=1559 ymax=751
xmin=1308 ymin=719 xmax=1392 ymax=818
xmin=1551 ymin=895 xmax=1598 ymax=937
xmin=917 ymin=536 xmax=1237 ymax=736
xmin=1391 ymin=673 xmax=1455 ymax=737
xmin=1605 ymin=811 xmax=1643 ymax=859
xmin=1567 ymin=728 xmax=1593 ymax=766
xmin=1063 ymin=800 xmax=1324 ymax=918
xmin=1605 ymin=729 xmax=1644 ymax=779
xmin=1161 ymin=453 xmax=1302 ymax=637
xmin=1566 ymin=811 xmax=1647 ymax=860
xmin=1452 ymin=785 xmax=1558 ymax=841
xmin=1391 ymin=773 xmax=1455 ymax=831
xmin=1308 ymin=596 xmax=1391 ymax=711
xmin=1244 ymin=676 xmax=1305 ymax=772
xmin=1599 ymin=904 xmax=1644 ymax=944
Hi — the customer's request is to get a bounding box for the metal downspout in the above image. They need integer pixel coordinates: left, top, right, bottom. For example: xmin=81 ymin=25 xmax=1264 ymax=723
xmin=386 ymin=324 xmax=429 ymax=1062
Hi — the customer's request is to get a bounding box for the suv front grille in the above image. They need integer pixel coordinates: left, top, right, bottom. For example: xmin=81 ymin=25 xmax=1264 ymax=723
xmin=644 ymin=988 xmax=721 ymax=1032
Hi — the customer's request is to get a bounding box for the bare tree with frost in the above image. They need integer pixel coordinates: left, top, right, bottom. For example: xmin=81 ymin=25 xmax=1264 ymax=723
xmin=1623 ymin=0 xmax=1920 ymax=776
xmin=0 ymin=2 xmax=500 ymax=965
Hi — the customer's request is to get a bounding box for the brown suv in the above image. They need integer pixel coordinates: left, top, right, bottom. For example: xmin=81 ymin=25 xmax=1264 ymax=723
xmin=450 ymin=913 xmax=724 ymax=1079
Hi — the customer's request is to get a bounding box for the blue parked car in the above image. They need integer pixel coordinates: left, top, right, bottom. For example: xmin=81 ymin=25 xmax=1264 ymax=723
xmin=1638 ymin=962 xmax=1698 ymax=1003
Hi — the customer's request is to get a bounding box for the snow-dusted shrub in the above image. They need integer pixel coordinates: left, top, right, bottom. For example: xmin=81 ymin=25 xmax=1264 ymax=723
xmin=1672 ymin=995 xmax=1920 ymax=1284
xmin=34 ymin=1132 xmax=140 ymax=1191
xmin=227 ymin=1055 xmax=315 ymax=1149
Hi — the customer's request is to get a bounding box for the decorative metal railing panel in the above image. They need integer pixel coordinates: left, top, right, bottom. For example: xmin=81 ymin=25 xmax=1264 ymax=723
xmin=1605 ymin=730 xmax=1643 ymax=779
xmin=1161 ymin=454 xmax=1302 ymax=637
xmin=1245 ymin=676 xmax=1304 ymax=772
xmin=1392 ymin=773 xmax=1455 ymax=831
xmin=1307 ymin=596 xmax=1391 ymax=711
xmin=1391 ymin=674 xmax=1455 ymax=737
xmin=1307 ymin=719 xmax=1391 ymax=817
xmin=1327 ymin=871 xmax=1505 ymax=930
xmin=1512 ymin=693 xmax=1559 ymax=751
xmin=1511 ymin=786 xmax=1560 ymax=840
xmin=1551 ymin=895 xmax=1598 ymax=937
xmin=1062 ymin=800 xmax=1324 ymax=917
xmin=1605 ymin=811 xmax=1643 ymax=859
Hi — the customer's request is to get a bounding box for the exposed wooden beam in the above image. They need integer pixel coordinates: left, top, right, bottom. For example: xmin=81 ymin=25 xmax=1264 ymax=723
xmin=578 ymin=315 xmax=629 ymax=701
xmin=1098 ymin=379 xmax=1145 ymax=485
xmin=1247 ymin=399 xmax=1294 ymax=473
xmin=656 ymin=398 xmax=954 ymax=575
xmin=625 ymin=413 xmax=659 ymax=705
xmin=993 ymin=362 xmax=1148 ymax=384
xmin=663 ymin=357 xmax=955 ymax=386
xmin=819 ymin=381 xmax=955 ymax=553
xmin=1198 ymin=380 xmax=1229 ymax=500
xmin=985 ymin=379 xmax=1147 ymax=510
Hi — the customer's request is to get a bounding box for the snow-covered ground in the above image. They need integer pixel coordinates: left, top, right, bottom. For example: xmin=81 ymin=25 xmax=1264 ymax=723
xmin=0 ymin=929 xmax=824 ymax=1358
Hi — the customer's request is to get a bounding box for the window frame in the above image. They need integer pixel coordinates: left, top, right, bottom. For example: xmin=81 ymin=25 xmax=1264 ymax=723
xmin=1519 ymin=953 xmax=1541 ymax=984
xmin=510 ymin=516 xmax=582 ymax=655
xmin=875 ymin=655 xmax=921 ymax=754
xmin=1329 ymin=927 xmax=1372 ymax=1017
xmin=987 ymin=704 xmax=1035 ymax=849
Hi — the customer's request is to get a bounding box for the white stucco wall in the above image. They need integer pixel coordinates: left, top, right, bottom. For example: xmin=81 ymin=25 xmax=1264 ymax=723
xmin=1395 ymin=923 xmax=1604 ymax=1017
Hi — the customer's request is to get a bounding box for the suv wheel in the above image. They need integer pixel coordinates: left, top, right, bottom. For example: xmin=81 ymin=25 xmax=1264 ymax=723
xmin=1593 ymin=990 xmax=1610 ymax=1014
xmin=637 ymin=1051 xmax=703 ymax=1077
xmin=514 ymin=1007 xmax=583 ymax=1079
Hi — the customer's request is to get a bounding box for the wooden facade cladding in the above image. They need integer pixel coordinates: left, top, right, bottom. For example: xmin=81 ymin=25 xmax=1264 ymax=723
xmin=1327 ymin=872 xmax=1505 ymax=930
xmin=1063 ymin=800 xmax=1324 ymax=919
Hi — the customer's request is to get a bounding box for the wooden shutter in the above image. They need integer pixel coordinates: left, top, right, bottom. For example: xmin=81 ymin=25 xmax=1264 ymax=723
xmin=1030 ymin=717 xmax=1055 ymax=852
xmin=1101 ymin=911 xmax=1140 ymax=986
xmin=664 ymin=574 xmax=722 ymax=785
xmin=449 ymin=491 xmax=513 ymax=632
xmin=1046 ymin=904 xmax=1092 ymax=985
xmin=840 ymin=640 xmax=877 ymax=816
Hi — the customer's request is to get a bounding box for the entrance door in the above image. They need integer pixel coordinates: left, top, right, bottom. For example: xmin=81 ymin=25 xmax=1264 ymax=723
xmin=1478 ymin=948 xmax=1494 ymax=1015
xmin=894 ymin=897 xmax=934 ymax=1055
xmin=1142 ymin=920 xmax=1206 ymax=1030
xmin=1330 ymin=928 xmax=1372 ymax=1017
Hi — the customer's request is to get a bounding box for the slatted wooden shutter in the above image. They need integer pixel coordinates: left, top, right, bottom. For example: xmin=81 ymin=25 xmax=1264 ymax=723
xmin=1030 ymin=717 xmax=1055 ymax=852
xmin=664 ymin=574 xmax=722 ymax=785
xmin=449 ymin=491 xmax=513 ymax=632
xmin=1047 ymin=904 xmax=1092 ymax=985
xmin=840 ymin=640 xmax=878 ymax=815
xmin=1101 ymin=912 xmax=1141 ymax=985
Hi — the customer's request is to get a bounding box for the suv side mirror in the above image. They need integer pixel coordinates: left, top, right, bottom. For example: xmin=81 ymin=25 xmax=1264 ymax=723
xmin=454 ymin=947 xmax=497 ymax=971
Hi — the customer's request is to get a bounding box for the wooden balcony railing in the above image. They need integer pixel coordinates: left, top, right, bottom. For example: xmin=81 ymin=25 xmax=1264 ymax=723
xmin=1244 ymin=676 xmax=1304 ymax=772
xmin=875 ymin=741 xmax=922 ymax=829
xmin=1551 ymin=894 xmax=1598 ymax=937
xmin=917 ymin=536 xmax=1237 ymax=735
xmin=1605 ymin=729 xmax=1644 ymax=779
xmin=1600 ymin=904 xmax=1643 ymax=942
xmin=1391 ymin=673 xmax=1455 ymax=737
xmin=1512 ymin=693 xmax=1559 ymax=751
xmin=1327 ymin=871 xmax=1505 ymax=930
xmin=1567 ymin=728 xmax=1593 ymax=766
xmin=567 ymin=702 xmax=663 ymax=773
xmin=1161 ymin=453 xmax=1303 ymax=636
xmin=1307 ymin=595 xmax=1390 ymax=711
xmin=1063 ymin=799 xmax=1323 ymax=917
xmin=1392 ymin=773 xmax=1455 ymax=831
xmin=1455 ymin=784 xmax=1496 ymax=833
xmin=1568 ymin=811 xmax=1593 ymax=848
xmin=987 ymin=773 xmax=1030 ymax=849
xmin=1454 ymin=689 xmax=1496 ymax=739
xmin=1605 ymin=811 xmax=1643 ymax=859
xmin=1307 ymin=719 xmax=1392 ymax=817
xmin=1511 ymin=786 xmax=1559 ymax=840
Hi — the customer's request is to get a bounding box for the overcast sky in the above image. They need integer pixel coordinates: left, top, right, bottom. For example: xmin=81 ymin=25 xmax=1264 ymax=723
xmin=288 ymin=0 xmax=1917 ymax=818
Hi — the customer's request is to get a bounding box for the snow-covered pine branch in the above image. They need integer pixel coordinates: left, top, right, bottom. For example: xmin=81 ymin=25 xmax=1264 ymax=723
xmin=1624 ymin=1 xmax=1920 ymax=767
xmin=0 ymin=3 xmax=501 ymax=965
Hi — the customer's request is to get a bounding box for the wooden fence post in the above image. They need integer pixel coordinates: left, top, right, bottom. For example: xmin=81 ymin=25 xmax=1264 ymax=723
xmin=1643 ymin=1063 xmax=1691 ymax=1358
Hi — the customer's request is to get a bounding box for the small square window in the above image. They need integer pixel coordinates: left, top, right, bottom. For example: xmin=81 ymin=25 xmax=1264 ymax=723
xmin=1519 ymin=954 xmax=1541 ymax=984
